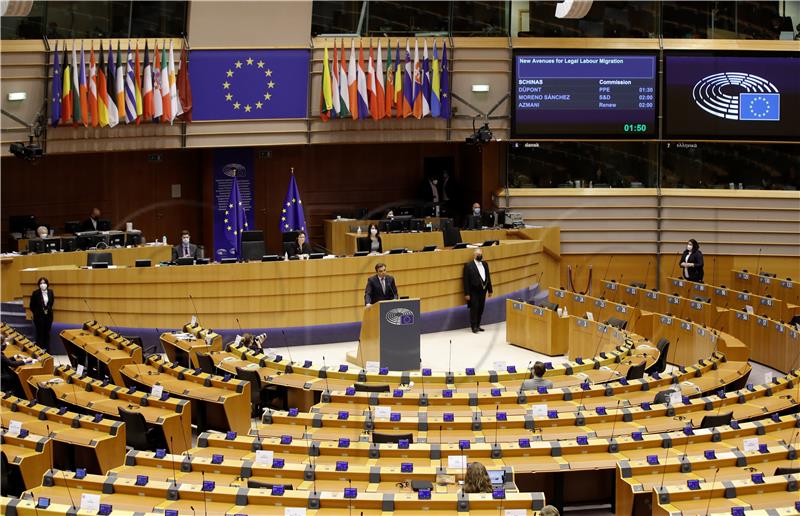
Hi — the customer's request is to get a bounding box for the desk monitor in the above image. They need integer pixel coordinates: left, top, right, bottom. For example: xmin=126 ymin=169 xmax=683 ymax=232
xmin=453 ymin=243 xmax=469 ymax=249
xmin=488 ymin=469 xmax=505 ymax=486
xmin=135 ymin=260 xmax=151 ymax=268
xmin=388 ymin=248 xmax=406 ymax=254
xmin=61 ymin=236 xmax=77 ymax=252
xmin=64 ymin=221 xmax=80 ymax=234
xmin=97 ymin=220 xmax=112 ymax=231
xmin=421 ymin=245 xmax=437 ymax=252
xmin=126 ymin=231 xmax=143 ymax=246
xmin=28 ymin=238 xmax=60 ymax=253
xmin=107 ymin=232 xmax=125 ymax=247
xmin=482 ymin=240 xmax=499 ymax=247
xmin=309 ymin=252 xmax=325 ymax=260
xmin=91 ymin=262 xmax=109 ymax=269
xmin=241 ymin=230 xmax=264 ymax=242
xmin=261 ymin=255 xmax=280 ymax=262
xmin=410 ymin=218 xmax=425 ymax=231
xmin=465 ymin=214 xmax=482 ymax=230
xmin=176 ymin=257 xmax=195 ymax=266
xmin=76 ymin=231 xmax=106 ymax=250
xmin=196 ymin=258 xmax=210 ymax=265
xmin=220 ymin=257 xmax=238 ymax=264
xmin=354 ymin=251 xmax=369 ymax=257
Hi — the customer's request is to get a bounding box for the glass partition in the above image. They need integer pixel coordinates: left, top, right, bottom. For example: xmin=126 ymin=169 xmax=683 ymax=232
xmin=0 ymin=0 xmax=188 ymax=39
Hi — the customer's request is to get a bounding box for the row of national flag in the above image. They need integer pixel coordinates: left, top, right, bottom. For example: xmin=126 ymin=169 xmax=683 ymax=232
xmin=50 ymin=40 xmax=192 ymax=128
xmin=319 ymin=38 xmax=450 ymax=122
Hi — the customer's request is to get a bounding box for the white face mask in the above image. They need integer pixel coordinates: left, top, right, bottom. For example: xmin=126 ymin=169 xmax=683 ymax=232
xmin=473 ymin=208 xmax=481 ymax=215
xmin=40 ymin=283 xmax=47 ymax=291
xmin=370 ymin=228 xmax=377 ymax=235
xmin=686 ymin=245 xmax=692 ymax=252
xmin=182 ymin=237 xmax=190 ymax=244
xmin=431 ymin=179 xmax=438 ymax=185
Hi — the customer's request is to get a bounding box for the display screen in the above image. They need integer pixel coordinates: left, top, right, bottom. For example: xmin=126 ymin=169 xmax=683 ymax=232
xmin=512 ymin=51 xmax=657 ymax=138
xmin=665 ymin=53 xmax=800 ymax=140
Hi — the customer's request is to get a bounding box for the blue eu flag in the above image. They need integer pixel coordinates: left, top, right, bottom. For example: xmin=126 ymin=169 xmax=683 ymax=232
xmin=190 ymin=50 xmax=309 ymax=121
xmin=739 ymin=93 xmax=780 ymax=121
xmin=225 ymin=176 xmax=248 ymax=257
xmin=280 ymin=172 xmax=306 ymax=234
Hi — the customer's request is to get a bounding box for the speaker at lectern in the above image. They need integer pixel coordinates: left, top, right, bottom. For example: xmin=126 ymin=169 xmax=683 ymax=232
xmin=347 ymin=298 xmax=421 ymax=371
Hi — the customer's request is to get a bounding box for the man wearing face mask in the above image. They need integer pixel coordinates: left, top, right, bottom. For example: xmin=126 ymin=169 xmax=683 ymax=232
xmin=679 ymin=239 xmax=704 ymax=282
xmin=465 ymin=202 xmax=483 ymax=230
xmin=30 ymin=276 xmax=54 ymax=350
xmin=80 ymin=207 xmax=102 ymax=232
xmin=172 ymin=230 xmax=201 ymax=261
xmin=463 ymin=248 xmax=493 ymax=333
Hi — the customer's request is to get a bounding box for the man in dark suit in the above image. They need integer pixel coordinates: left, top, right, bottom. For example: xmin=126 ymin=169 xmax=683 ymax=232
xmin=80 ymin=207 xmax=102 ymax=232
xmin=364 ymin=262 xmax=398 ymax=307
xmin=172 ymin=230 xmax=201 ymax=261
xmin=463 ymin=248 xmax=492 ymax=333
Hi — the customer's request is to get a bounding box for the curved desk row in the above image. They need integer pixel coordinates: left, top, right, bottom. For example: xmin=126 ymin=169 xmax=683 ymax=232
xmin=19 ymin=229 xmax=559 ymax=335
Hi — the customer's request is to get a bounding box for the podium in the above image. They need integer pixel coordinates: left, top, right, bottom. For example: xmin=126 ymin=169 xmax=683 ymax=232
xmin=347 ymin=298 xmax=421 ymax=371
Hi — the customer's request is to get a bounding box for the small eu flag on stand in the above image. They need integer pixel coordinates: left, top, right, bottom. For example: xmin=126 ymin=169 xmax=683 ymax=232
xmin=224 ymin=164 xmax=248 ymax=259
xmin=280 ymin=169 xmax=306 ymax=234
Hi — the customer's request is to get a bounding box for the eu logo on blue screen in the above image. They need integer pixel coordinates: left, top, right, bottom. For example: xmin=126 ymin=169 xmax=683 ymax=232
xmin=739 ymin=93 xmax=780 ymax=121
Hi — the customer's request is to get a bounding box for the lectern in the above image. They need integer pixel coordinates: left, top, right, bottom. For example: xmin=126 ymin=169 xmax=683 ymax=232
xmin=347 ymin=298 xmax=421 ymax=371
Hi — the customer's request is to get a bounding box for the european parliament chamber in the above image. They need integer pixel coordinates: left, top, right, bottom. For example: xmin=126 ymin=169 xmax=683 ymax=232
xmin=1 ymin=1 xmax=799 ymax=515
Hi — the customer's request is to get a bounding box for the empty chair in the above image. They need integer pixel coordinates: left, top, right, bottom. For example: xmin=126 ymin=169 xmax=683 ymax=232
xmin=36 ymin=385 xmax=60 ymax=408
xmin=0 ymin=451 xmax=25 ymax=497
xmin=698 ymin=412 xmax=733 ymax=429
xmin=372 ymin=432 xmax=414 ymax=444
xmin=236 ymin=366 xmax=281 ymax=416
xmin=629 ymin=281 xmax=646 ymax=289
xmin=605 ymin=317 xmax=628 ymax=330
xmin=117 ymin=407 xmax=166 ymax=451
xmin=196 ymin=352 xmax=216 ymax=375
xmin=537 ymin=301 xmax=559 ymax=312
xmin=172 ymin=347 xmax=191 ymax=369
xmin=653 ymin=389 xmax=674 ymax=405
xmin=625 ymin=362 xmax=646 ymax=381
xmin=353 ymin=382 xmax=390 ymax=393
xmin=775 ymin=467 xmax=800 ymax=476
xmin=645 ymin=338 xmax=670 ymax=374
xmin=241 ymin=240 xmax=266 ymax=262
xmin=694 ymin=297 xmax=711 ymax=304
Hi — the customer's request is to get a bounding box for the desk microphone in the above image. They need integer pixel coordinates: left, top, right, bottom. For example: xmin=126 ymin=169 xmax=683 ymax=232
xmin=190 ymin=506 xmax=196 ymax=516
xmin=493 ymin=403 xmax=500 ymax=451
xmin=419 ymin=358 xmax=426 ymax=401
xmin=82 ymin=299 xmax=97 ymax=324
xmin=658 ymin=439 xmax=672 ymax=492
xmin=178 ymin=412 xmax=192 ymax=460
xmin=607 ymin=400 xmax=622 ymax=447
xmin=447 ymin=340 xmax=453 ymax=379
xmin=106 ymin=311 xmax=119 ymax=330
xmin=46 ymin=424 xmax=76 ymax=510
xmin=201 ymin=470 xmax=209 ymax=516
xmin=439 ymin=425 xmax=443 ymax=446
xmin=188 ymin=294 xmax=200 ymax=326
xmin=348 ymin=479 xmax=353 ymax=516
xmin=518 ymin=361 xmax=532 ymax=398
xmin=577 ymin=320 xmax=612 ymax=410
xmin=755 ymin=248 xmax=763 ymax=277
xmin=670 ymin=249 xmax=680 ymax=282
xmin=28 ymin=491 xmax=41 ymax=516
xmin=322 ymin=356 xmax=331 ymax=398
xmin=598 ymin=255 xmax=614 ymax=299
xmin=702 ymin=467 xmax=720 ymax=516
xmin=282 ymin=330 xmax=294 ymax=364
xmin=169 ymin=435 xmax=179 ymax=489
xmin=235 ymin=318 xmax=242 ymax=331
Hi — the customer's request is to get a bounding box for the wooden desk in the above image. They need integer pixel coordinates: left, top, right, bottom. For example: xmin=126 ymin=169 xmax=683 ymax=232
xmin=506 ymin=300 xmax=569 ymax=356
xmin=1 ymin=244 xmax=171 ymax=302
xmin=119 ymin=356 xmax=250 ymax=434
xmin=160 ymin=330 xmax=222 ymax=368
xmin=324 ymin=218 xmax=379 ymax=255
xmin=732 ymin=269 xmax=800 ymax=306
xmin=0 ymin=395 xmax=125 ymax=474
xmin=58 ymin=329 xmax=139 ymax=385
xmin=26 ymin=365 xmax=192 ymax=454
xmin=18 ymin=229 xmax=559 ymax=329
xmin=343 ymin=231 xmax=445 ymax=256
xmin=0 ymin=430 xmax=52 ymax=490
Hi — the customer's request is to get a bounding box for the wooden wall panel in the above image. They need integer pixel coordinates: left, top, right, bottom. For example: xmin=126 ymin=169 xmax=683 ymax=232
xmin=0 ymin=150 xmax=204 ymax=252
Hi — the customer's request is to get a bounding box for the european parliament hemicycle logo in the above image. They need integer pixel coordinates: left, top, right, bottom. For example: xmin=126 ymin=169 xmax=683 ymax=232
xmin=386 ymin=308 xmax=415 ymax=326
xmin=692 ymin=72 xmax=780 ymax=121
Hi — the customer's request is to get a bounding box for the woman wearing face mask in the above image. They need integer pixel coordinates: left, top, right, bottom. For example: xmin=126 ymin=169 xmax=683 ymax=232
xmin=367 ymin=224 xmax=383 ymax=254
xmin=30 ymin=277 xmax=54 ymax=350
xmin=679 ymin=239 xmax=704 ymax=282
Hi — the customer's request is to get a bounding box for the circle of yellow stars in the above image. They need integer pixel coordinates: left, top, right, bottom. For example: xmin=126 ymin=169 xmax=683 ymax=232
xmin=222 ymin=57 xmax=277 ymax=113
xmin=281 ymin=198 xmax=304 ymax=231
xmin=224 ymin=201 xmax=249 ymax=235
